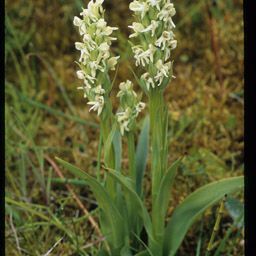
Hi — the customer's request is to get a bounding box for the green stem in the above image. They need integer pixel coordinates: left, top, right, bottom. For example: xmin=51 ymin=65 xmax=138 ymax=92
xmin=206 ymin=195 xmax=227 ymax=256
xmin=100 ymin=98 xmax=116 ymax=198
xmin=127 ymin=132 xmax=136 ymax=188
xmin=149 ymin=90 xmax=165 ymax=203
xmin=149 ymin=89 xmax=168 ymax=251
xmin=96 ymin=126 xmax=103 ymax=181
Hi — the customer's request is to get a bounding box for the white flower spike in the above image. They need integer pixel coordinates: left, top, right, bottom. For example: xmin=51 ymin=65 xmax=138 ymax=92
xmin=116 ymin=80 xmax=145 ymax=135
xmin=129 ymin=0 xmax=177 ymax=91
xmin=73 ymin=0 xmax=119 ymax=116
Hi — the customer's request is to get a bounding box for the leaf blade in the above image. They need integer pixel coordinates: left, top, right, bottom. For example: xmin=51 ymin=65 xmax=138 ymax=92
xmin=163 ymin=176 xmax=244 ymax=256
xmin=105 ymin=168 xmax=157 ymax=248
xmin=152 ymin=158 xmax=181 ymax=238
xmin=55 ymin=157 xmax=125 ymax=250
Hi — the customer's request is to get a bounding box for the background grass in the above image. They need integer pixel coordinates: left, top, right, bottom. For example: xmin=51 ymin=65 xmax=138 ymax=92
xmin=5 ymin=0 xmax=244 ymax=255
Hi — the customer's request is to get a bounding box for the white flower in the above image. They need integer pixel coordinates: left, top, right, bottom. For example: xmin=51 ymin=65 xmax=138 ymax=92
xmin=128 ymin=22 xmax=145 ymax=38
xmin=76 ymin=70 xmax=86 ymax=80
xmin=80 ymin=0 xmax=104 ymax=21
xmin=132 ymin=46 xmax=143 ymax=65
xmin=158 ymin=1 xmax=176 ymax=19
xmin=119 ymin=80 xmax=133 ymax=91
xmin=98 ymin=42 xmax=110 ymax=51
xmin=163 ymin=40 xmax=176 ymax=60
xmin=116 ymin=101 xmax=145 ymax=135
xmin=77 ymin=71 xmax=96 ymax=88
xmin=147 ymin=0 xmax=161 ymax=10
xmin=116 ymin=108 xmax=130 ymax=122
xmin=73 ymin=16 xmax=82 ymax=26
xmin=141 ymin=20 xmax=159 ymax=37
xmin=117 ymin=80 xmax=137 ymax=98
xmin=141 ymin=72 xmax=155 ymax=90
xmin=129 ymin=1 xmax=149 ymax=19
xmin=104 ymin=26 xmax=118 ymax=37
xmin=169 ymin=39 xmax=177 ymax=49
xmin=86 ymin=74 xmax=96 ymax=84
xmin=75 ymin=42 xmax=84 ymax=51
xmin=132 ymin=44 xmax=155 ymax=66
xmin=107 ymin=56 xmax=120 ymax=70
xmin=73 ymin=16 xmax=87 ymax=35
xmin=154 ymin=60 xmax=171 ymax=85
xmin=156 ymin=60 xmax=170 ymax=76
xmin=75 ymin=42 xmax=90 ymax=62
xmin=93 ymin=84 xmax=105 ymax=95
xmin=97 ymin=50 xmax=111 ymax=63
xmin=116 ymin=108 xmax=132 ymax=135
xmin=135 ymin=102 xmax=146 ymax=113
xmin=81 ymin=34 xmax=98 ymax=51
xmin=155 ymin=31 xmax=174 ymax=50
xmin=96 ymin=18 xmax=106 ymax=28
xmin=89 ymin=61 xmax=104 ymax=77
xmin=96 ymin=19 xmax=118 ymax=36
xmin=157 ymin=2 xmax=176 ymax=28
xmin=87 ymin=95 xmax=104 ymax=115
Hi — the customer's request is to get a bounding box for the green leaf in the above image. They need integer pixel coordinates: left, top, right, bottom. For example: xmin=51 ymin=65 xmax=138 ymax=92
xmin=136 ymin=116 xmax=150 ymax=196
xmin=55 ymin=157 xmax=125 ymax=250
xmin=163 ymin=176 xmax=244 ymax=256
xmin=152 ymin=158 xmax=181 ymax=237
xmin=132 ymin=232 xmax=154 ymax=256
xmin=135 ymin=251 xmax=150 ymax=256
xmin=105 ymin=168 xmax=157 ymax=248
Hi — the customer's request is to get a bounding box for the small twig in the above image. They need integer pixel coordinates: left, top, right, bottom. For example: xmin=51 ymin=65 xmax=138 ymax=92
xmin=44 ymin=155 xmax=101 ymax=236
xmin=206 ymin=194 xmax=227 ymax=255
xmin=9 ymin=213 xmax=22 ymax=255
xmin=42 ymin=237 xmax=63 ymax=256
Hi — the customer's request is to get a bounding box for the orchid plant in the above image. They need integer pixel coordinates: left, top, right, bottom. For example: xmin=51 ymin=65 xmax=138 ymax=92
xmin=56 ymin=1 xmax=244 ymax=255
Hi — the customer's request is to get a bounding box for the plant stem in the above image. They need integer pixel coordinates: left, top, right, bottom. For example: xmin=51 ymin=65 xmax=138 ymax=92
xmin=100 ymin=98 xmax=116 ymax=198
xmin=96 ymin=126 xmax=103 ymax=181
xmin=206 ymin=195 xmax=227 ymax=256
xmin=149 ymin=89 xmax=168 ymax=250
xmin=127 ymin=132 xmax=136 ymax=188
xmin=149 ymin=90 xmax=165 ymax=204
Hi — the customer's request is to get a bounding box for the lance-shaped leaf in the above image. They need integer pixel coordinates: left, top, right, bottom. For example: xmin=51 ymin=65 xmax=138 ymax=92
xmin=105 ymin=168 xmax=157 ymax=249
xmin=55 ymin=157 xmax=126 ymax=250
xmin=152 ymin=158 xmax=181 ymax=237
xmin=163 ymin=176 xmax=244 ymax=256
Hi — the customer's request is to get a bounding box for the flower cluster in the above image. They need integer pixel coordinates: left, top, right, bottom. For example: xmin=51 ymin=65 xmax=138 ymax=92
xmin=129 ymin=0 xmax=177 ymax=91
xmin=74 ymin=0 xmax=119 ymax=115
xmin=116 ymin=80 xmax=145 ymax=135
